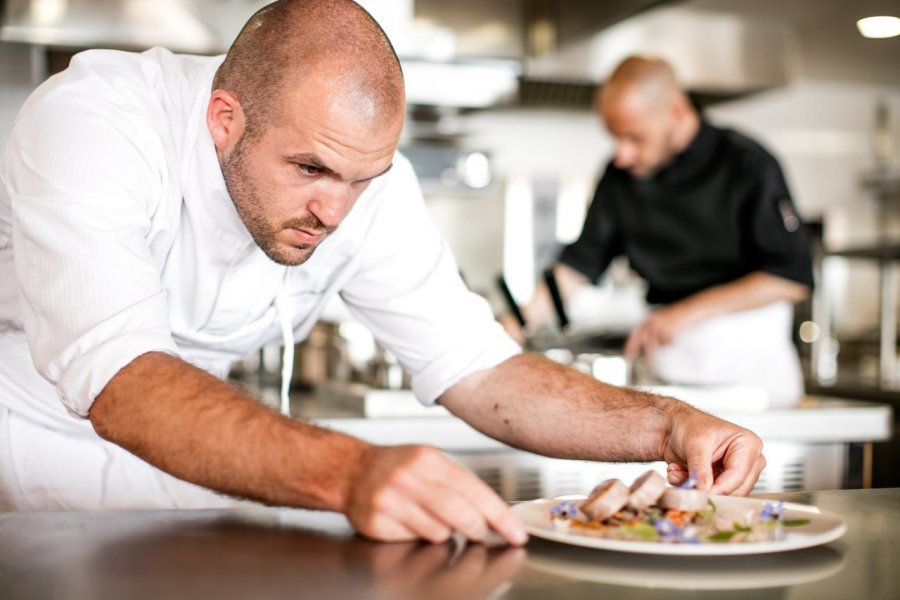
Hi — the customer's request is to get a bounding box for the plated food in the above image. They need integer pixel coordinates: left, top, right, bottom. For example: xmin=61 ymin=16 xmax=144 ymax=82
xmin=547 ymin=470 xmax=809 ymax=544
xmin=512 ymin=481 xmax=847 ymax=555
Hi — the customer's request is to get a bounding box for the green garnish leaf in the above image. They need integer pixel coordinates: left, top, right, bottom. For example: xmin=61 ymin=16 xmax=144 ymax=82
xmin=707 ymin=497 xmax=717 ymax=511
xmin=708 ymin=531 xmax=737 ymax=542
xmin=733 ymin=523 xmax=752 ymax=533
xmin=620 ymin=522 xmax=659 ymax=541
xmin=782 ymin=519 xmax=810 ymax=527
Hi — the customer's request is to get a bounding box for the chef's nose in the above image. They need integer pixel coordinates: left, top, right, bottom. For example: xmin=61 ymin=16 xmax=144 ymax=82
xmin=614 ymin=142 xmax=636 ymax=169
xmin=307 ymin=184 xmax=348 ymax=229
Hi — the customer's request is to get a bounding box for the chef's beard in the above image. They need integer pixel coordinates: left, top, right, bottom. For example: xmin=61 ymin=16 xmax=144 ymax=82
xmin=221 ymin=133 xmax=329 ymax=267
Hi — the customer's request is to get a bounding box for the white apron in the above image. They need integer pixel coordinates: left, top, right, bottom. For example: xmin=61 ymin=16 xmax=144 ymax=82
xmin=647 ymin=301 xmax=804 ymax=408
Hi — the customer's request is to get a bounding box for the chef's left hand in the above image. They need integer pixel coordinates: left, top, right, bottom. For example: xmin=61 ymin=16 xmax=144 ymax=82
xmin=625 ymin=302 xmax=702 ymax=360
xmin=660 ymin=403 xmax=766 ymax=496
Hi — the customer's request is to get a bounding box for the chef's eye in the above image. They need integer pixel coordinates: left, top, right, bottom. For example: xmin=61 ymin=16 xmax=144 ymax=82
xmin=298 ymin=164 xmax=322 ymax=175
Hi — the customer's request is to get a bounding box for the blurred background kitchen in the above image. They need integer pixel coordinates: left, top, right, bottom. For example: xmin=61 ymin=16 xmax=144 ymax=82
xmin=2 ymin=0 xmax=898 ymax=495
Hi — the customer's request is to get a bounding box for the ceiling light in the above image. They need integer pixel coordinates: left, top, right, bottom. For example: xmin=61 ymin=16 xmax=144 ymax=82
xmin=856 ymin=16 xmax=900 ymax=39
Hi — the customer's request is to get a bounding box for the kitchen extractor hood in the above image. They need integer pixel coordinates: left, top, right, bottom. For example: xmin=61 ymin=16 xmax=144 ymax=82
xmin=524 ymin=5 xmax=791 ymax=101
xmin=0 ymin=0 xmax=522 ymax=108
xmin=1 ymin=0 xmax=788 ymax=108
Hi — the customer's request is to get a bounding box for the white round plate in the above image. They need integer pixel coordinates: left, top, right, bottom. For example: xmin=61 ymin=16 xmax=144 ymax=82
xmin=512 ymin=494 xmax=847 ymax=556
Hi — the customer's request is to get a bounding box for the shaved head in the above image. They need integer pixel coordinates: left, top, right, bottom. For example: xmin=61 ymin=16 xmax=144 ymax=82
xmin=596 ymin=55 xmax=699 ymax=178
xmin=213 ymin=0 xmax=404 ymax=140
xmin=206 ymin=0 xmax=406 ymax=267
xmin=599 ymin=55 xmax=684 ymax=114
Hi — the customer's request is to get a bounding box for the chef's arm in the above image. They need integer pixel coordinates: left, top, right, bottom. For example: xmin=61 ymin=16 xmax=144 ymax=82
xmin=90 ymin=351 xmax=527 ymax=545
xmin=439 ymin=353 xmax=765 ymax=495
xmin=669 ymin=271 xmax=809 ymax=323
xmin=624 ymin=271 xmax=808 ymax=359
xmin=499 ymin=263 xmax=590 ymax=342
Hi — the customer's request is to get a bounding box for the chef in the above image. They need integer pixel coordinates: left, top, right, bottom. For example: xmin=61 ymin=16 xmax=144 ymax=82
xmin=513 ymin=55 xmax=814 ymax=408
xmin=0 ymin=1 xmax=765 ymax=545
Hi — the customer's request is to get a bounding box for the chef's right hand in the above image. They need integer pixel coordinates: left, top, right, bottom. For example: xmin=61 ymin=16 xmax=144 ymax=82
xmin=343 ymin=444 xmax=528 ymax=546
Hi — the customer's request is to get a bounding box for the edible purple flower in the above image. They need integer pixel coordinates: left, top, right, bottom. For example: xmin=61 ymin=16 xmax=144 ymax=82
xmin=550 ymin=500 xmax=579 ymax=519
xmin=678 ymin=468 xmax=698 ymax=489
xmin=760 ymin=500 xmax=785 ymax=522
xmin=655 ymin=517 xmax=678 ymax=537
xmin=654 ymin=517 xmax=698 ymax=543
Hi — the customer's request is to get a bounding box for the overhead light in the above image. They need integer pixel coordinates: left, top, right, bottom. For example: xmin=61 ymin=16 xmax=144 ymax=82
xmin=856 ymin=16 xmax=900 ymax=39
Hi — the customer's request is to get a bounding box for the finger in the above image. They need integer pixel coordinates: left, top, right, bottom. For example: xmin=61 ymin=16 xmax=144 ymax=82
xmin=367 ymin=486 xmax=454 ymax=544
xmin=729 ymin=454 xmax=767 ymax=497
xmin=666 ymin=463 xmax=688 ymax=485
xmin=410 ymin=453 xmax=527 ymax=545
xmin=443 ymin=463 xmax=527 ymax=546
xmin=624 ymin=328 xmax=642 ymax=360
xmin=396 ymin=460 xmax=492 ymax=543
xmin=682 ymin=438 xmax=716 ymax=492
xmin=708 ymin=437 xmax=765 ymax=495
xmin=422 ymin=487 xmax=489 ymax=543
xmin=710 ymin=452 xmax=766 ymax=496
xmin=359 ymin=512 xmax=420 ymax=543
xmin=658 ymin=323 xmax=674 ymax=346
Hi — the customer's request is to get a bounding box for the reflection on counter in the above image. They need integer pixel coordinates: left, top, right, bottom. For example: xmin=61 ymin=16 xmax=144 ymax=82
xmin=524 ymin=539 xmax=845 ymax=590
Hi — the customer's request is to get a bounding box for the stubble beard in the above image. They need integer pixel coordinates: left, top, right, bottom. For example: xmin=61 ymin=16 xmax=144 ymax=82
xmin=221 ymin=134 xmax=327 ymax=267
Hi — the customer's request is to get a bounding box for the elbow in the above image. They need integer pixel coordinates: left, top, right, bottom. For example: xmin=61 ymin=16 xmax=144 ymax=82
xmin=88 ymin=392 xmax=115 ymax=441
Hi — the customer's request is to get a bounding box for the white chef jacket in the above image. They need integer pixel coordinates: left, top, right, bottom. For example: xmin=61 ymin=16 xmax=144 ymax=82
xmin=0 ymin=47 xmax=520 ymax=509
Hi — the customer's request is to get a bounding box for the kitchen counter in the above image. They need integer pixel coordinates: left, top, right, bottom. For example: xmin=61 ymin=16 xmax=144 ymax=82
xmin=1 ymin=488 xmax=897 ymax=599
xmin=296 ymin=394 xmax=891 ymax=450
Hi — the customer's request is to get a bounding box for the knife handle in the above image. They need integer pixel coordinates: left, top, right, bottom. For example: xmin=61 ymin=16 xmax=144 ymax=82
xmin=543 ymin=267 xmax=569 ymax=331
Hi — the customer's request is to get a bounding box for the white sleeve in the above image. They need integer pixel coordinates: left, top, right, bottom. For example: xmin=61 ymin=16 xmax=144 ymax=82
xmin=3 ymin=83 xmax=179 ymax=418
xmin=339 ymin=155 xmax=521 ymax=405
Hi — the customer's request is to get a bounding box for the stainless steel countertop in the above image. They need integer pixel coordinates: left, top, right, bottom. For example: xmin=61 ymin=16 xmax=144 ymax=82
xmin=1 ymin=488 xmax=897 ymax=599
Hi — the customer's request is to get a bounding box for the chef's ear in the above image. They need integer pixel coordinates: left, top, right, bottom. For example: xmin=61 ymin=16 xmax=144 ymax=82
xmin=207 ymin=89 xmax=247 ymax=153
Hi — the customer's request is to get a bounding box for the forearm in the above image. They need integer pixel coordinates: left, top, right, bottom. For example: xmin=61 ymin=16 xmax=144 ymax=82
xmin=90 ymin=351 xmax=370 ymax=511
xmin=441 ymin=353 xmax=766 ymax=496
xmin=678 ymin=271 xmax=809 ymax=322
xmin=439 ymin=353 xmax=683 ymax=462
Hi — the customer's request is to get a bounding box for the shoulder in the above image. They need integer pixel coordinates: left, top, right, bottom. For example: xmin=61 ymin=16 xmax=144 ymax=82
xmin=20 ymin=48 xmax=218 ymax=131
xmin=715 ymin=124 xmax=782 ymax=173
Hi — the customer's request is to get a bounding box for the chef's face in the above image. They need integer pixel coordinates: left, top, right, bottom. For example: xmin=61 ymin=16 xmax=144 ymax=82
xmin=216 ymin=84 xmax=402 ymax=267
xmin=600 ymin=92 xmax=678 ymax=179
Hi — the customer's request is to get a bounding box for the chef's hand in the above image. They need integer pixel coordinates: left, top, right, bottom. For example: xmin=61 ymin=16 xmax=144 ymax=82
xmin=660 ymin=403 xmax=766 ymax=496
xmin=343 ymin=444 xmax=528 ymax=546
xmin=625 ymin=302 xmax=700 ymax=360
xmin=498 ymin=313 xmax=527 ymax=346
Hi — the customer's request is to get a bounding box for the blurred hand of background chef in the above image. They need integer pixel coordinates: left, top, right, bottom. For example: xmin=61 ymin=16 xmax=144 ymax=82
xmin=504 ymin=55 xmax=814 ymax=407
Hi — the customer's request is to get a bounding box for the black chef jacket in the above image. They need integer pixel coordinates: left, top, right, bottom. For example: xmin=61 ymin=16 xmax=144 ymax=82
xmin=559 ymin=120 xmax=814 ymax=305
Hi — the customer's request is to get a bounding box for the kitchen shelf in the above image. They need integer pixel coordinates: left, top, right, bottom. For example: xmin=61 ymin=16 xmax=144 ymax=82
xmin=813 ymin=170 xmax=900 ymax=391
xmin=824 ymin=245 xmax=900 ymax=259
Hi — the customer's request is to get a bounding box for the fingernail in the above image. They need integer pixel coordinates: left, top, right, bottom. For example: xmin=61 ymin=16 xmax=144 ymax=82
xmin=511 ymin=528 xmax=528 ymax=545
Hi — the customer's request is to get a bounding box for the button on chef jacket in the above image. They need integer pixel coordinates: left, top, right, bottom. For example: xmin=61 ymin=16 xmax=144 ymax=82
xmin=560 ymin=120 xmax=814 ymax=304
xmin=0 ymin=47 xmax=520 ymax=432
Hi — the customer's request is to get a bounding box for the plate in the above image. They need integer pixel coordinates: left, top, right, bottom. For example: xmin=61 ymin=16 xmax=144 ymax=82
xmin=525 ymin=544 xmax=846 ymax=590
xmin=512 ymin=494 xmax=847 ymax=556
